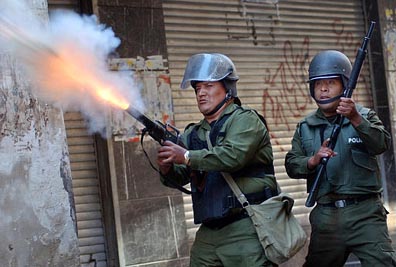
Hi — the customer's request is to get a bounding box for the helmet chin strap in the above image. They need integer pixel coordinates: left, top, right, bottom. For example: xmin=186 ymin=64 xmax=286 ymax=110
xmin=205 ymin=92 xmax=232 ymax=116
xmin=314 ymin=93 xmax=343 ymax=104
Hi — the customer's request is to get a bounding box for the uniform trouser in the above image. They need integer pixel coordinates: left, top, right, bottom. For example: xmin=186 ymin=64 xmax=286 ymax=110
xmin=304 ymin=196 xmax=396 ymax=267
xmin=190 ymin=217 xmax=276 ymax=267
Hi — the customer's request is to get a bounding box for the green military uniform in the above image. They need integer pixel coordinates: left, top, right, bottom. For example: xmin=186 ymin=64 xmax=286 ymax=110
xmin=285 ymin=105 xmax=396 ymax=267
xmin=162 ymin=103 xmax=278 ymax=267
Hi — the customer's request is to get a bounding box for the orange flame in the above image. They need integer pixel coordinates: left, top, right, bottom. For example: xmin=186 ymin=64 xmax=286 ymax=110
xmin=0 ymin=10 xmax=137 ymax=127
xmin=0 ymin=16 xmax=132 ymax=111
xmin=96 ymin=87 xmax=129 ymax=110
xmin=40 ymin=49 xmax=131 ymax=110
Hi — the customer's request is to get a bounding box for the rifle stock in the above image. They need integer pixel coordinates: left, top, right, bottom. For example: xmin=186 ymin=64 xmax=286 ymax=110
xmin=305 ymin=21 xmax=376 ymax=207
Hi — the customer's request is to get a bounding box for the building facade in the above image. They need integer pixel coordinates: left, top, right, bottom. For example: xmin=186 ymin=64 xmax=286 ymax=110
xmin=2 ymin=0 xmax=395 ymax=266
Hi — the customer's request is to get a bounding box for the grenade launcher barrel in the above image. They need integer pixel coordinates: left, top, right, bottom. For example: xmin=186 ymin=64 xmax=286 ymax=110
xmin=125 ymin=106 xmax=184 ymax=146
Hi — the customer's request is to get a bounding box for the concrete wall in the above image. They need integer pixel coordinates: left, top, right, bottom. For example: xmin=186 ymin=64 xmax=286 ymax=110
xmin=0 ymin=1 xmax=80 ymax=266
xmin=109 ymin=141 xmax=189 ymax=267
xmin=377 ymin=0 xmax=396 ymax=239
xmin=381 ymin=0 xmax=396 ymax=160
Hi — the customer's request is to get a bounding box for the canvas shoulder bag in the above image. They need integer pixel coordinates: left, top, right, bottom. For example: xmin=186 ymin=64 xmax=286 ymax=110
xmin=204 ymin=131 xmax=307 ymax=264
xmin=222 ymin=172 xmax=307 ymax=264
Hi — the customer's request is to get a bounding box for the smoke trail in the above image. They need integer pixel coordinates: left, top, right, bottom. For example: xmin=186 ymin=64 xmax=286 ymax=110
xmin=0 ymin=0 xmax=144 ymax=137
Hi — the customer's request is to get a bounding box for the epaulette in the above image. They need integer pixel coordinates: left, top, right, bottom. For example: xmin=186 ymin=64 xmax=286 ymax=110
xmin=184 ymin=122 xmax=196 ymax=131
xmin=239 ymin=105 xmax=268 ymax=129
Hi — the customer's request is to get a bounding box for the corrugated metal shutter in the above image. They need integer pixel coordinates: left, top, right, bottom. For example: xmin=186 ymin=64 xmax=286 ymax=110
xmin=64 ymin=112 xmax=107 ymax=267
xmin=48 ymin=0 xmax=80 ymax=11
xmin=163 ymin=0 xmax=372 ymax=241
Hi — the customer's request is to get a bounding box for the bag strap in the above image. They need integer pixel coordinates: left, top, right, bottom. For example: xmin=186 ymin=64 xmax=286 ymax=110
xmin=222 ymin=172 xmax=250 ymax=207
xmin=205 ymin=131 xmax=250 ymax=207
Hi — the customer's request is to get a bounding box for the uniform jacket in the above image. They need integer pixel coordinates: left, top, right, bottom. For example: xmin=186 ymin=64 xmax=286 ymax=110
xmin=285 ymin=104 xmax=390 ymax=200
xmin=162 ymin=103 xmax=277 ymax=222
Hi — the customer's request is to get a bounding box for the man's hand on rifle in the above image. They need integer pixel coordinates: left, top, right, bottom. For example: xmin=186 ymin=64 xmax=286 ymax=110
xmin=337 ymin=97 xmax=362 ymax=127
xmin=307 ymin=138 xmax=338 ymax=170
xmin=157 ymin=141 xmax=188 ymax=174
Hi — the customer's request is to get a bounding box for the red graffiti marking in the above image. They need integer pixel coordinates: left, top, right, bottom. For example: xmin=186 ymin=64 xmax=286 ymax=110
xmin=332 ymin=19 xmax=361 ymax=52
xmin=262 ymin=37 xmax=311 ymax=131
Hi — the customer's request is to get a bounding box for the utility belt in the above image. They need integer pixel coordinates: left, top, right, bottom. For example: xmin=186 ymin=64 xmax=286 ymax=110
xmin=202 ymin=187 xmax=278 ymax=230
xmin=318 ymin=193 xmax=380 ymax=208
xmin=226 ymin=187 xmax=278 ymax=209
xmin=202 ymin=209 xmax=249 ymax=230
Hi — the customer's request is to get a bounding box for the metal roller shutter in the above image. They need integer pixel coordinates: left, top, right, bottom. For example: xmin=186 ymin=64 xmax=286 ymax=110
xmin=48 ymin=0 xmax=80 ymax=11
xmin=64 ymin=112 xmax=108 ymax=267
xmin=163 ymin=0 xmax=372 ymax=241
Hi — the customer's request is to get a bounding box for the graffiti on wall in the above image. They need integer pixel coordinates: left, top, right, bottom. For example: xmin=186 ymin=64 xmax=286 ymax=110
xmin=261 ymin=37 xmax=310 ymax=129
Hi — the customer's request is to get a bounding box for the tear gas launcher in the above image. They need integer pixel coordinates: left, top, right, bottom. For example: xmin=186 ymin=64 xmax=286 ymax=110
xmin=305 ymin=21 xmax=376 ymax=207
xmin=126 ymin=106 xmax=185 ymax=147
xmin=126 ymin=107 xmax=191 ymax=194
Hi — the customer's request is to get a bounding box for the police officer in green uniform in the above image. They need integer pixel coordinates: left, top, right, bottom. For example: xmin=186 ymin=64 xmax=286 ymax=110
xmin=285 ymin=50 xmax=396 ymax=267
xmin=157 ymin=53 xmax=279 ymax=267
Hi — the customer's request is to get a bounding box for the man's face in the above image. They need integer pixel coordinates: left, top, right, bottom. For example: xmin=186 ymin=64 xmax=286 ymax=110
xmin=314 ymin=77 xmax=343 ymax=116
xmin=195 ymin=81 xmax=226 ymax=115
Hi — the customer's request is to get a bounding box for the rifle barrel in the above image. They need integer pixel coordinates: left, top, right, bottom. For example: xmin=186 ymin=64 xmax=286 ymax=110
xmin=126 ymin=106 xmax=158 ymax=130
xmin=125 ymin=106 xmax=182 ymax=146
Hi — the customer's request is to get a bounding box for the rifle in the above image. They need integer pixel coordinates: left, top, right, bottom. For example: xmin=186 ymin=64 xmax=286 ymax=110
xmin=125 ymin=106 xmax=192 ymax=194
xmin=305 ymin=21 xmax=376 ymax=207
xmin=126 ymin=106 xmax=185 ymax=147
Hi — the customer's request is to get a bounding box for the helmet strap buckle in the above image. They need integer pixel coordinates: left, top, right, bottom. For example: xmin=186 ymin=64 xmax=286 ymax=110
xmin=225 ymin=92 xmax=232 ymax=102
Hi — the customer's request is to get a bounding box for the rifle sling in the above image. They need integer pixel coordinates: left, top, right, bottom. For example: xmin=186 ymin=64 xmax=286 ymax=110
xmin=140 ymin=129 xmax=192 ymax=194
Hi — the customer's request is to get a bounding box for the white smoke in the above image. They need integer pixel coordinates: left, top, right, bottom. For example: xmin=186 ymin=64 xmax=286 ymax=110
xmin=0 ymin=0 xmax=144 ymax=137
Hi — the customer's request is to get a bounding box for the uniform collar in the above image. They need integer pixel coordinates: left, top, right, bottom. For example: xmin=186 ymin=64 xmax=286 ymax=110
xmin=305 ymin=108 xmax=349 ymax=126
xmin=199 ymin=103 xmax=239 ymax=130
